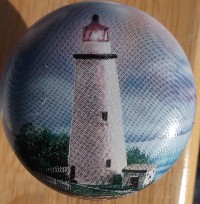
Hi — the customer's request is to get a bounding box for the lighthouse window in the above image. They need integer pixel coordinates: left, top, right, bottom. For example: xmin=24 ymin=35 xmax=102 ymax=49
xmin=102 ymin=112 xmax=108 ymax=121
xmin=106 ymin=159 xmax=111 ymax=168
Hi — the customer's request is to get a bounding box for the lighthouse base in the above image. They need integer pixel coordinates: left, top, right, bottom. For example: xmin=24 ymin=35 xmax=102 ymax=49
xmin=67 ymin=165 xmax=118 ymax=185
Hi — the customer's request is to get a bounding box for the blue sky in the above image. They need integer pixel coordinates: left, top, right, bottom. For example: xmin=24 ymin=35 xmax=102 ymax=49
xmin=2 ymin=2 xmax=196 ymax=147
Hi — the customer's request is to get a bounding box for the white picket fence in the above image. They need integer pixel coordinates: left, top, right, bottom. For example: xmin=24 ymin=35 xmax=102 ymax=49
xmin=40 ymin=166 xmax=68 ymax=174
xmin=35 ymin=172 xmax=71 ymax=190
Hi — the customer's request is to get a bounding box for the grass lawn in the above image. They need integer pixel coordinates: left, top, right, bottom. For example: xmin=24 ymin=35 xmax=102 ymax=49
xmin=59 ymin=182 xmax=135 ymax=197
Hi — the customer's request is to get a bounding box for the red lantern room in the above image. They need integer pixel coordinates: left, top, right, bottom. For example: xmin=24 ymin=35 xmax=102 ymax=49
xmin=83 ymin=14 xmax=109 ymax=42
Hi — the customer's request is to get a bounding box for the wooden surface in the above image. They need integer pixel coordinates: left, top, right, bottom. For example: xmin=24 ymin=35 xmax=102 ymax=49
xmin=0 ymin=0 xmax=200 ymax=203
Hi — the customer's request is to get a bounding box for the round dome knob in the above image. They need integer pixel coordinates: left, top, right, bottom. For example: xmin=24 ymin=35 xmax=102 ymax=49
xmin=1 ymin=1 xmax=196 ymax=199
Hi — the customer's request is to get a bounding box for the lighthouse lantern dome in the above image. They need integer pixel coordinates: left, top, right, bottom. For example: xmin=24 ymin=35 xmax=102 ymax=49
xmin=83 ymin=14 xmax=109 ymax=42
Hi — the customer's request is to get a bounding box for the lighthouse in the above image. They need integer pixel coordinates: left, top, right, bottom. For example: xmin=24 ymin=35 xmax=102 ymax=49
xmin=68 ymin=14 xmax=127 ymax=185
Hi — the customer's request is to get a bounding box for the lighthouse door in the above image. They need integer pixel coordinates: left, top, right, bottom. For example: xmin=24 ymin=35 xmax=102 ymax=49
xmin=130 ymin=176 xmax=139 ymax=187
xmin=70 ymin=166 xmax=76 ymax=180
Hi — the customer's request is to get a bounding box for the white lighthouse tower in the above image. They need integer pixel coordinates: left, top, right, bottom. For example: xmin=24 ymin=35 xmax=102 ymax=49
xmin=68 ymin=14 xmax=127 ymax=185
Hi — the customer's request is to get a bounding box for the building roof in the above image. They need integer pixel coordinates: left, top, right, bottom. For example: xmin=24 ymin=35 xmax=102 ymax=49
xmin=122 ymin=164 xmax=156 ymax=173
xmin=83 ymin=14 xmax=108 ymax=31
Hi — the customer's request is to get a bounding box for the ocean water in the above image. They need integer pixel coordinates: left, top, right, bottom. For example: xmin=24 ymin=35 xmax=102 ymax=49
xmin=126 ymin=130 xmax=191 ymax=180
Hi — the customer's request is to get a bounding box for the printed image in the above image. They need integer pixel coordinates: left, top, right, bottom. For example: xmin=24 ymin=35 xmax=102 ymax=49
xmin=1 ymin=2 xmax=196 ymax=198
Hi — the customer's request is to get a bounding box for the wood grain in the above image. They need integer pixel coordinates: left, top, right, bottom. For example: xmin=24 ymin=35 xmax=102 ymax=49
xmin=0 ymin=0 xmax=200 ymax=203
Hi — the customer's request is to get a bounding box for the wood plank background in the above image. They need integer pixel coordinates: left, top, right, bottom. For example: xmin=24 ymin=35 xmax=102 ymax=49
xmin=0 ymin=0 xmax=200 ymax=203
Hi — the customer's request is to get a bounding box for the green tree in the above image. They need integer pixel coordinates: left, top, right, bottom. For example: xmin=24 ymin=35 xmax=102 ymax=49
xmin=127 ymin=147 xmax=150 ymax=165
xmin=14 ymin=123 xmax=69 ymax=171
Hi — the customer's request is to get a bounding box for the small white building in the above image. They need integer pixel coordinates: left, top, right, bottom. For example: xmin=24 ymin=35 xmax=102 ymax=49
xmin=122 ymin=164 xmax=156 ymax=189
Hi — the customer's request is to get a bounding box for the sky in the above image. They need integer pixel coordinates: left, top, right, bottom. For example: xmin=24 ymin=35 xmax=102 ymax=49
xmin=2 ymin=2 xmax=196 ymax=150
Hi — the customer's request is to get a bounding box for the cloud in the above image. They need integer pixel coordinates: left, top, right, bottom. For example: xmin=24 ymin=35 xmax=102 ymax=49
xmin=2 ymin=2 xmax=196 ymax=143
